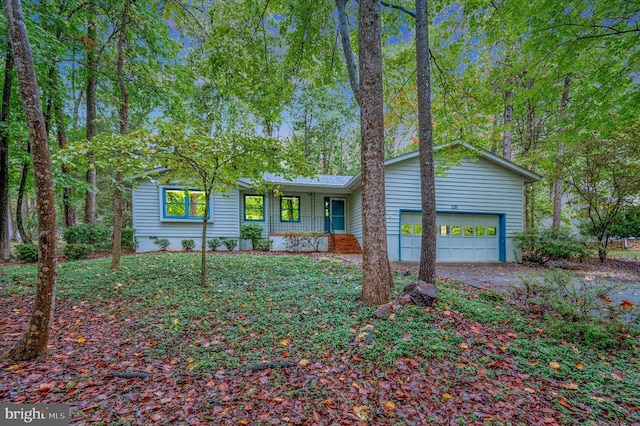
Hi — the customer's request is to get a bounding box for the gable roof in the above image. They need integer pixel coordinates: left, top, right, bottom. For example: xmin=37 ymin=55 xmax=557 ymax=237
xmin=238 ymin=173 xmax=352 ymax=189
xmin=345 ymin=143 xmax=541 ymax=189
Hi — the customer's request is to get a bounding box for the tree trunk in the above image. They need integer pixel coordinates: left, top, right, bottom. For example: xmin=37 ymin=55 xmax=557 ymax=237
xmin=336 ymin=0 xmax=360 ymax=104
xmin=552 ymin=75 xmax=571 ymax=228
xmin=111 ymin=0 xmax=131 ymax=271
xmin=3 ymin=0 xmax=58 ymax=361
xmin=200 ymin=191 xmax=210 ymax=287
xmin=415 ymin=0 xmax=437 ymax=289
xmin=502 ymin=90 xmax=513 ymax=161
xmin=358 ymin=0 xmax=392 ymax=306
xmin=51 ymin=68 xmax=76 ymax=228
xmin=16 ymin=146 xmax=31 ymax=244
xmin=0 ymin=43 xmax=13 ymax=259
xmin=84 ymin=2 xmax=98 ymax=225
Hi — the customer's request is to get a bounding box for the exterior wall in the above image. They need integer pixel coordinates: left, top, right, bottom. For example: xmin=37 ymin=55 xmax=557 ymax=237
xmin=133 ymin=180 xmax=240 ymax=252
xmin=385 ymin=156 xmax=526 ymax=262
xmin=347 ymin=188 xmax=363 ymax=244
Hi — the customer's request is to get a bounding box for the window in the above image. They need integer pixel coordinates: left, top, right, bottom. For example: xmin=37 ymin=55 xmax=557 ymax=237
xmin=487 ymin=226 xmax=497 ymax=236
xmin=401 ymin=224 xmax=412 ymax=234
xmin=163 ymin=188 xmax=207 ymax=220
xmin=451 ymin=225 xmax=462 ymax=236
xmin=280 ymin=196 xmax=300 ymax=222
xmin=439 ymin=225 xmax=450 ymax=236
xmin=244 ymin=195 xmax=265 ymax=221
xmin=475 ymin=226 xmax=485 ymax=236
xmin=464 ymin=226 xmax=474 ymax=236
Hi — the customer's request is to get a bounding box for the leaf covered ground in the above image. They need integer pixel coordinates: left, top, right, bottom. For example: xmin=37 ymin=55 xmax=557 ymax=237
xmin=1 ymin=253 xmax=638 ymax=425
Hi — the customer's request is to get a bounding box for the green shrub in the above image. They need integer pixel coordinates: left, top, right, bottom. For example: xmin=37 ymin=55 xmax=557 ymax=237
xmin=63 ymin=224 xmax=111 ymax=250
xmin=181 ymin=239 xmax=195 ymax=251
xmin=63 ymin=243 xmax=93 ymax=260
xmin=253 ymin=238 xmax=273 ymax=251
xmin=240 ymin=223 xmax=264 ymax=246
xmin=514 ymin=226 xmax=591 ymax=264
xmin=283 ymin=231 xmax=325 ymax=252
xmin=121 ymin=228 xmax=137 ymax=252
xmin=207 ymin=238 xmax=222 ymax=251
xmin=153 ymin=238 xmax=170 ymax=251
xmin=16 ymin=243 xmax=38 ymax=262
xmin=222 ymin=238 xmax=237 ymax=251
xmin=513 ymin=269 xmax=622 ymax=322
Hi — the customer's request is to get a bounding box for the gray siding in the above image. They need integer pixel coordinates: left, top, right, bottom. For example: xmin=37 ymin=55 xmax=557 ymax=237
xmin=385 ymin=156 xmax=525 ymax=262
xmin=133 ymin=180 xmax=240 ymax=252
xmin=347 ymin=188 xmax=362 ymax=242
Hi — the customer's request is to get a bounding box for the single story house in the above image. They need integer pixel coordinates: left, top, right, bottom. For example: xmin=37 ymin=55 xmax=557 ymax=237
xmin=132 ymin=144 xmax=540 ymax=262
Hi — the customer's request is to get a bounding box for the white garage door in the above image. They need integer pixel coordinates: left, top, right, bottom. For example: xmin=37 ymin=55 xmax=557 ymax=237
xmin=400 ymin=212 xmax=500 ymax=262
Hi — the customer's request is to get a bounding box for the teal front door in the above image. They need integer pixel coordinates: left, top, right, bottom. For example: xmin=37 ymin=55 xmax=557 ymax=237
xmin=330 ymin=199 xmax=345 ymax=233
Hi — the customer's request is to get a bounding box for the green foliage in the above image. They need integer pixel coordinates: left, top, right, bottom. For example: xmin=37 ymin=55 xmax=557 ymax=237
xmin=283 ymin=231 xmax=326 ymax=252
xmin=63 ymin=244 xmax=94 ymax=260
xmin=253 ymin=238 xmax=273 ymax=252
xmin=207 ymin=238 xmax=222 ymax=251
xmin=121 ymin=228 xmax=137 ymax=252
xmin=63 ymin=224 xmax=111 ymax=251
xmin=514 ymin=227 xmax=591 ymax=264
xmin=1 ymin=254 xmax=638 ymax=423
xmin=240 ymin=223 xmax=264 ymax=246
xmin=511 ymin=269 xmax=637 ymax=326
xmin=181 ymin=239 xmax=195 ymax=252
xmin=153 ymin=238 xmax=170 ymax=251
xmin=221 ymin=238 xmax=237 ymax=251
xmin=15 ymin=243 xmax=38 ymax=263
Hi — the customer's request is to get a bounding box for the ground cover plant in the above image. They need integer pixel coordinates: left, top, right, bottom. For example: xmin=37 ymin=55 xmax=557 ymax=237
xmin=1 ymin=254 xmax=638 ymax=425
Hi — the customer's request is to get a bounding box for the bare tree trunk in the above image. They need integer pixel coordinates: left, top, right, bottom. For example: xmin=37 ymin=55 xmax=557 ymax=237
xmin=84 ymin=2 xmax=98 ymax=225
xmin=552 ymin=75 xmax=571 ymax=228
xmin=415 ymin=0 xmax=437 ymax=290
xmin=502 ymin=90 xmax=513 ymax=161
xmin=200 ymin=192 xmax=211 ymax=286
xmin=0 ymin=43 xmax=13 ymax=259
xmin=358 ymin=0 xmax=391 ymax=306
xmin=3 ymin=0 xmax=58 ymax=361
xmin=111 ymin=0 xmax=131 ymax=271
xmin=336 ymin=0 xmax=360 ymax=104
xmin=16 ymin=145 xmax=31 ymax=244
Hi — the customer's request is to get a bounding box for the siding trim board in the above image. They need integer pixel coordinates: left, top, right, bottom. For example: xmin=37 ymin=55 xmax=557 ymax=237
xmin=398 ymin=209 xmax=506 ymax=263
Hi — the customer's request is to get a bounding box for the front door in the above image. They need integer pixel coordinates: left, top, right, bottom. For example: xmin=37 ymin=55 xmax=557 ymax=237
xmin=325 ymin=198 xmax=346 ymax=233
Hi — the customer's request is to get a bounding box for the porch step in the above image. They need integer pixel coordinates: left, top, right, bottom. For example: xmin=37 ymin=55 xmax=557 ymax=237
xmin=329 ymin=234 xmax=362 ymax=254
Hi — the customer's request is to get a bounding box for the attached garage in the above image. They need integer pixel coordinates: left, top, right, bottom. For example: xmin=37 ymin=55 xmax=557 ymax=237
xmin=400 ymin=211 xmax=505 ymax=262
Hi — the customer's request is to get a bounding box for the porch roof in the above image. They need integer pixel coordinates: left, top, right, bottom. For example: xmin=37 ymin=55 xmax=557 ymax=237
xmin=238 ymin=173 xmax=353 ymax=190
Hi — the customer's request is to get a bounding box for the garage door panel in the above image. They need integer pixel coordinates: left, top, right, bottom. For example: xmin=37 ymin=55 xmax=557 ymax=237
xmin=401 ymin=212 xmax=500 ymax=262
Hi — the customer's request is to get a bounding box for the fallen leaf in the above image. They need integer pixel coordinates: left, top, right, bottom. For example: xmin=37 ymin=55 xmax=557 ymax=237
xmin=280 ymin=338 xmax=291 ymax=346
xmin=459 ymin=343 xmax=469 ymax=349
xmin=524 ymin=387 xmax=535 ymax=394
xmin=402 ymin=332 xmax=412 ymax=341
xmin=564 ymin=382 xmax=578 ymax=390
xmin=353 ymin=405 xmax=371 ymax=421
xmin=238 ymin=420 xmax=249 ymax=425
xmin=442 ymin=393 xmax=452 ymax=400
xmin=549 ymin=362 xmax=561 ymax=371
xmin=298 ymin=359 xmax=310 ymax=367
xmin=611 ymin=371 xmax=626 ymax=381
xmin=621 ymin=300 xmax=634 ymax=309
xmin=557 ymin=397 xmax=571 ymax=408
xmin=76 ymin=336 xmax=86 ymax=343
xmin=575 ymin=362 xmax=584 ymax=370
xmin=384 ymin=400 xmax=396 ymax=412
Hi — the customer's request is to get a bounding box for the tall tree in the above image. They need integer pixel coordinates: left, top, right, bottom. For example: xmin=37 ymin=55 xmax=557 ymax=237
xmin=84 ymin=1 xmax=97 ymax=224
xmin=358 ymin=0 xmax=392 ymax=305
xmin=0 ymin=43 xmax=13 ymax=259
xmin=2 ymin=0 xmax=57 ymax=361
xmin=415 ymin=0 xmax=437 ymax=287
xmin=111 ymin=0 xmax=132 ymax=270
